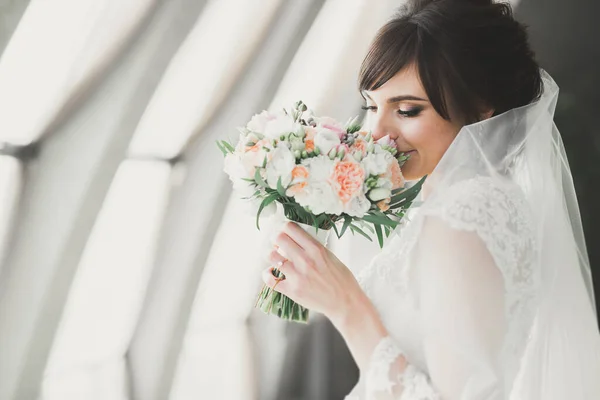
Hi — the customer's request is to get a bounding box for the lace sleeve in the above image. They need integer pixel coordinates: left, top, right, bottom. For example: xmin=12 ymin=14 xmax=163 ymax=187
xmin=363 ymin=337 xmax=440 ymax=400
xmin=349 ymin=177 xmax=536 ymax=400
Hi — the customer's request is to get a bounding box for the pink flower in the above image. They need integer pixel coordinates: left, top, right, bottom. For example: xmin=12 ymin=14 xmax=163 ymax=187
xmin=318 ymin=116 xmax=345 ymax=135
xmin=331 ymin=161 xmax=366 ymax=204
xmin=376 ymin=134 xmax=397 ymax=150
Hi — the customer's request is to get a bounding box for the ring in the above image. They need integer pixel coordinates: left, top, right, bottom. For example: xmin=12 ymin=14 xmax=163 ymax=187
xmin=271 ymin=259 xmax=288 ymax=291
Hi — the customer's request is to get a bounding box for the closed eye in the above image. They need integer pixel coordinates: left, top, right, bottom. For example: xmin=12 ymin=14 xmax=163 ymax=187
xmin=398 ymin=108 xmax=422 ymax=118
xmin=361 ymin=105 xmax=377 ymax=112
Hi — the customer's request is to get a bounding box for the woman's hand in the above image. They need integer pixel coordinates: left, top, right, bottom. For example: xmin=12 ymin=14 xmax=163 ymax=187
xmin=262 ymin=221 xmax=389 ymax=368
xmin=261 ymin=221 xmax=359 ymax=324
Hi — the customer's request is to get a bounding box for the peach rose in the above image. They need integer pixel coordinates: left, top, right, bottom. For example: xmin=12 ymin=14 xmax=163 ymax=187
xmin=376 ymin=199 xmax=391 ymax=212
xmin=388 ymin=161 xmax=405 ymax=190
xmin=246 ymin=139 xmax=269 ymax=152
xmin=287 ymin=165 xmax=309 ymax=195
xmin=305 ymin=139 xmax=315 ymax=152
xmin=352 ymin=138 xmax=368 ymax=156
xmin=332 ymin=161 xmax=365 ymax=203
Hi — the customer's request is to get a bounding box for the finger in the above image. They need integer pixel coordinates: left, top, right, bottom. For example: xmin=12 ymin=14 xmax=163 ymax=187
xmin=262 ymin=267 xmax=290 ymax=295
xmin=282 ymin=221 xmax=322 ymax=252
xmin=273 ymin=231 xmax=306 ymax=268
xmin=267 ymin=253 xmax=298 ymax=279
xmin=268 ymin=249 xmax=287 ymax=265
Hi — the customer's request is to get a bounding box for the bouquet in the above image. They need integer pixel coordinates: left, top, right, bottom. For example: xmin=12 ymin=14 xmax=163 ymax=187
xmin=218 ymin=101 xmax=425 ymax=323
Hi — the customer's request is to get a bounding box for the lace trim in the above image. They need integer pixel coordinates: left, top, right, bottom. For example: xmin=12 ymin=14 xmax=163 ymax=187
xmin=365 ymin=337 xmax=404 ymax=395
xmin=399 ymin=365 xmax=441 ymax=400
xmin=365 ymin=336 xmax=440 ymax=399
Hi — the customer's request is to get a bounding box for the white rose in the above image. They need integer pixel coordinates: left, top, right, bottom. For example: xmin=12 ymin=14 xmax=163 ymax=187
xmin=245 ymin=132 xmax=261 ymax=144
xmin=239 ymin=143 xmax=270 ymax=173
xmin=224 ymin=157 xmax=276 ymax=218
xmin=314 ymin=129 xmax=341 ymax=156
xmin=361 ymin=152 xmax=390 ymax=176
xmin=301 ymin=154 xmax=333 ymax=181
xmin=293 ymin=156 xmax=343 ymax=215
xmin=376 ymin=177 xmax=393 ymax=190
xmin=224 ymin=152 xmax=253 ymax=182
xmin=295 ymin=181 xmax=343 ymax=215
xmin=247 ymin=111 xmax=273 ymax=132
xmin=234 ymin=132 xmax=247 ymax=152
xmin=263 ymin=112 xmax=300 ymax=139
xmin=265 ymin=144 xmax=295 ymax=189
xmin=344 ymin=193 xmax=371 ymax=217
xmin=368 ymin=187 xmax=391 ymax=202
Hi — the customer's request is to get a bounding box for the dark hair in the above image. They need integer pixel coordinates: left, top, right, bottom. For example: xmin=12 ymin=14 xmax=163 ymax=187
xmin=359 ymin=0 xmax=542 ymax=124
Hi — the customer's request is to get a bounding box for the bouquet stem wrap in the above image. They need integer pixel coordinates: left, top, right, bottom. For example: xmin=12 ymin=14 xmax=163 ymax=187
xmin=255 ymin=221 xmax=330 ymax=323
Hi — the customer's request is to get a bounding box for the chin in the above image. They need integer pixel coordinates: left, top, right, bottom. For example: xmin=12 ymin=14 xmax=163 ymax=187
xmin=403 ymin=173 xmax=424 ymax=182
xmin=399 ymin=159 xmax=421 ymax=181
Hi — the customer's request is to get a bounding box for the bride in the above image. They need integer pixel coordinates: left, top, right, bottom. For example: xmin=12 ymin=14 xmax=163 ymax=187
xmin=262 ymin=0 xmax=600 ymax=399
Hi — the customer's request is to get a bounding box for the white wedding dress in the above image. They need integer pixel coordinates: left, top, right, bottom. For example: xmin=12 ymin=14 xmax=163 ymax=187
xmin=345 ymin=71 xmax=600 ymax=400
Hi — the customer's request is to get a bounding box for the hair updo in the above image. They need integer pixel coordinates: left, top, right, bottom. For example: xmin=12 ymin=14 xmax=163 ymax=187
xmin=359 ymin=0 xmax=542 ymax=124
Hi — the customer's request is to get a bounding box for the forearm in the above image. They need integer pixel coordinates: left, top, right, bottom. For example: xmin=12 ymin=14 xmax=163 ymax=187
xmin=329 ymin=289 xmax=401 ymax=371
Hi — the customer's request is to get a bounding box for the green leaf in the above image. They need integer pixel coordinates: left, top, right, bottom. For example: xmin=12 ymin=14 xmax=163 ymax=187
xmin=221 ymin=140 xmax=235 ymax=153
xmin=349 ymin=223 xmax=373 ymax=242
xmin=361 ymin=213 xmax=399 ymax=229
xmin=383 ymin=225 xmax=391 ymax=237
xmin=389 ymin=175 xmax=427 ymax=208
xmin=241 ymin=189 xmax=261 ymax=200
xmin=360 ymin=222 xmax=375 ymax=233
xmin=339 ymin=216 xmax=352 ymax=237
xmin=374 ymin=223 xmax=384 ymax=248
xmin=391 ymin=187 xmax=405 ymax=196
xmin=331 ymin=222 xmax=341 ymax=239
xmin=276 ymin=177 xmax=287 ymax=197
xmin=216 ymin=141 xmax=227 ymax=156
xmin=312 ymin=217 xmax=318 ymax=233
xmin=256 ymin=193 xmax=279 ymax=230
xmin=254 ymin=168 xmax=268 ymax=188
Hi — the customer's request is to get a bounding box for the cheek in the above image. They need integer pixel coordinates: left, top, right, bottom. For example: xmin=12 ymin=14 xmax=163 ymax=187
xmin=403 ymin=119 xmax=454 ymax=154
xmin=401 ymin=117 xmax=460 ymax=173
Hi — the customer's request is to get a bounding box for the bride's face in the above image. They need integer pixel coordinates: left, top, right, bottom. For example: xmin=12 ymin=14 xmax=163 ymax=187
xmin=362 ymin=65 xmax=463 ymax=181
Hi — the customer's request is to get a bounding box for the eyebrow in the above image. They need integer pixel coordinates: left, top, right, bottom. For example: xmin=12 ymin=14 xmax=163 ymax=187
xmin=362 ymin=91 xmax=428 ymax=103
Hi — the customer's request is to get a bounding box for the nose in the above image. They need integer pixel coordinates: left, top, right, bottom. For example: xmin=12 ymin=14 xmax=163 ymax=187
xmin=367 ymin=112 xmax=396 ymax=141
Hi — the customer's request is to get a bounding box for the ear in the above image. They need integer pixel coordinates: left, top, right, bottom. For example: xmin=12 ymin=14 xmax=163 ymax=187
xmin=480 ymin=109 xmax=495 ymax=120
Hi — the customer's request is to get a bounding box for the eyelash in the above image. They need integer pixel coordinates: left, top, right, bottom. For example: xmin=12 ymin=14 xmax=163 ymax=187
xmin=361 ymin=106 xmax=422 ymax=118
